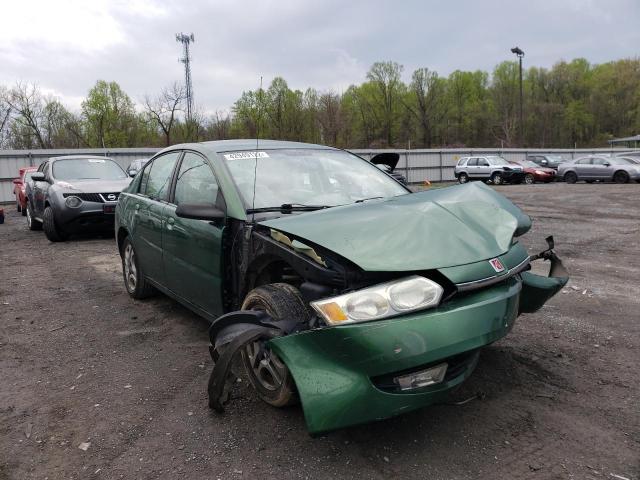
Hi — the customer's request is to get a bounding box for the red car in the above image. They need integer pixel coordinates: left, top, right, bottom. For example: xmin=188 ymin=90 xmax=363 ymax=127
xmin=509 ymin=160 xmax=555 ymax=184
xmin=12 ymin=167 xmax=37 ymax=216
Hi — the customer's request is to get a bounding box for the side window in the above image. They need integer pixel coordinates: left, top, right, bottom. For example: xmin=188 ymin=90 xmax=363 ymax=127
xmin=477 ymin=158 xmax=490 ymax=167
xmin=138 ymin=161 xmax=152 ymax=194
xmin=592 ymin=158 xmax=608 ymax=165
xmin=467 ymin=158 xmax=478 ymax=166
xmin=38 ymin=162 xmax=47 ymax=172
xmin=143 ymin=152 xmax=181 ymax=201
xmin=576 ymin=158 xmax=592 ymax=165
xmin=174 ymin=152 xmax=219 ymax=206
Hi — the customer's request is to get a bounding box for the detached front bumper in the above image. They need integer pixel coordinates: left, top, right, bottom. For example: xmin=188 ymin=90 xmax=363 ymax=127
xmin=271 ymin=277 xmax=523 ymax=434
xmin=270 ymin=260 xmax=567 ymax=434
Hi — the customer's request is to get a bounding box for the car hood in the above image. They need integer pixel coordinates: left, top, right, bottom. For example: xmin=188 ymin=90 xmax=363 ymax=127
xmin=260 ymin=182 xmax=531 ymax=272
xmin=55 ymin=178 xmax=131 ymax=193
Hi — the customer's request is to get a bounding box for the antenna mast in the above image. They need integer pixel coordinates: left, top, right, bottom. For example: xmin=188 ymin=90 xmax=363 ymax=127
xmin=176 ymin=32 xmax=195 ymax=122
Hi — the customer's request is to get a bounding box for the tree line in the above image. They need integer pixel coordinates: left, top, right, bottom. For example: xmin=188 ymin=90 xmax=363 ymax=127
xmin=1 ymin=57 xmax=638 ymax=150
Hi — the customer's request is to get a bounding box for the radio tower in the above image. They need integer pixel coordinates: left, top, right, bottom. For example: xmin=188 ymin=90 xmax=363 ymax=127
xmin=176 ymin=32 xmax=195 ymax=122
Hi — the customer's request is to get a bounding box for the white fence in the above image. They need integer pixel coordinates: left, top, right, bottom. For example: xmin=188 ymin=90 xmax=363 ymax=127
xmin=1 ymin=146 xmax=636 ymax=203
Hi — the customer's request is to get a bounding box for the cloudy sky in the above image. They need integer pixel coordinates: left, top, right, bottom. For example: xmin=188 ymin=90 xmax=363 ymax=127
xmin=1 ymin=0 xmax=639 ymax=113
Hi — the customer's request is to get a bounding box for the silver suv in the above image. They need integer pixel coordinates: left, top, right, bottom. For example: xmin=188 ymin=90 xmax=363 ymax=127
xmin=454 ymin=156 xmax=525 ymax=185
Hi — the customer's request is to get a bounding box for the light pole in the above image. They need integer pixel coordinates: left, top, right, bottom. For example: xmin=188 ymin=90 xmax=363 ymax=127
xmin=511 ymin=46 xmax=524 ymax=146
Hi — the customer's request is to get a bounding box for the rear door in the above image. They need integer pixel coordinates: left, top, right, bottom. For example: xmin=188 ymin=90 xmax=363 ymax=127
xmin=466 ymin=157 xmax=478 ymax=177
xmin=162 ymin=151 xmax=226 ymax=317
xmin=591 ymin=157 xmax=613 ymax=179
xmin=132 ymin=151 xmax=182 ymax=286
xmin=574 ymin=157 xmax=593 ymax=178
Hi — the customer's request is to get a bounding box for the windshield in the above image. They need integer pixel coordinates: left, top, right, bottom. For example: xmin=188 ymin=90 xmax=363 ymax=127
xmin=223 ymin=149 xmax=408 ymax=209
xmin=53 ymin=158 xmax=127 ymax=181
xmin=545 ymin=155 xmax=563 ymax=161
xmin=519 ymin=161 xmax=540 ymax=168
xmin=487 ymin=156 xmax=510 ymax=166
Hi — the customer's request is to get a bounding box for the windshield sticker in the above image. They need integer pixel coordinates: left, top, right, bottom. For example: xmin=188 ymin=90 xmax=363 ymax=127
xmin=88 ymin=159 xmax=106 ymax=163
xmin=224 ymin=151 xmax=270 ymax=161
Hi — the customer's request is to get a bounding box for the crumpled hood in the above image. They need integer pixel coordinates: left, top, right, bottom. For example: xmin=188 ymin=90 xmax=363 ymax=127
xmin=56 ymin=178 xmax=131 ymax=193
xmin=260 ymin=182 xmax=531 ymax=271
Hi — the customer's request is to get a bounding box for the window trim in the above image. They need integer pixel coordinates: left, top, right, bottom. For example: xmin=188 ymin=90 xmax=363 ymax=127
xmin=168 ymin=149 xmax=226 ymax=211
xmin=138 ymin=150 xmax=184 ymax=202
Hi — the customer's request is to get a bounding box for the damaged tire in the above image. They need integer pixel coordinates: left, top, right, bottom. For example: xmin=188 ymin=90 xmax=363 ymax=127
xmin=240 ymin=283 xmax=308 ymax=407
xmin=43 ymin=206 xmax=67 ymax=242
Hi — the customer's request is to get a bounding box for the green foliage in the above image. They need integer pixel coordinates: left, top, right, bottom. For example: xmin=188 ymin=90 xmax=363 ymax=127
xmin=2 ymin=56 xmax=639 ymax=150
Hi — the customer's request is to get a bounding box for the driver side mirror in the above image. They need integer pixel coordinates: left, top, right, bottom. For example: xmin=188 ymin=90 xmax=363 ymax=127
xmin=12 ymin=178 xmax=21 ymax=185
xmin=128 ymin=170 xmax=137 ymax=178
xmin=175 ymin=203 xmax=225 ymax=221
xmin=603 ymin=162 xmax=611 ymax=167
xmin=31 ymin=172 xmax=46 ymax=182
xmin=541 ymin=160 xmax=547 ymax=165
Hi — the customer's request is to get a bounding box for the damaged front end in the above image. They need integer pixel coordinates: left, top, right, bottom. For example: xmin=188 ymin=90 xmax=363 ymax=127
xmin=207 ymin=182 xmax=569 ymax=435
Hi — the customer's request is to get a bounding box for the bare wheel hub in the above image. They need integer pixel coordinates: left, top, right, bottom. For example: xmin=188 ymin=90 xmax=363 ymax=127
xmin=245 ymin=341 xmax=287 ymax=391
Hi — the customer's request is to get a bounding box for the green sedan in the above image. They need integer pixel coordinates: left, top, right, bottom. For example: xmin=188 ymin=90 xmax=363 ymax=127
xmin=114 ymin=140 xmax=568 ymax=434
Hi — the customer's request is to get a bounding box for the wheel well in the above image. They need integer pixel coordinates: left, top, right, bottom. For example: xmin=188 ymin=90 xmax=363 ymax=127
xmin=613 ymin=169 xmax=628 ymax=177
xmin=243 ymin=257 xmax=303 ymax=300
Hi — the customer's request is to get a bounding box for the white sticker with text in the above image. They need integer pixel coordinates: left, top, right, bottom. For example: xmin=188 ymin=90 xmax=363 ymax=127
xmin=223 ymin=151 xmax=270 ymax=161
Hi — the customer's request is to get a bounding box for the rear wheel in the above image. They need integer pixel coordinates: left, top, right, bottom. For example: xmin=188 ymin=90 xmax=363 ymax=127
xmin=490 ymin=172 xmax=503 ymax=185
xmin=43 ymin=206 xmax=67 ymax=242
xmin=26 ymin=203 xmax=41 ymax=231
xmin=121 ymin=237 xmax=156 ymax=299
xmin=613 ymin=170 xmax=629 ymax=184
xmin=564 ymin=171 xmax=578 ymax=184
xmin=457 ymin=172 xmax=469 ymax=184
xmin=241 ymin=283 xmax=309 ymax=407
xmin=524 ymin=173 xmax=535 ymax=184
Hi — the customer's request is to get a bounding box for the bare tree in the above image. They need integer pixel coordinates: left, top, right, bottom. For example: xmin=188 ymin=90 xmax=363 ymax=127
xmin=143 ymin=82 xmax=186 ymax=146
xmin=0 ymin=86 xmax=12 ymax=148
xmin=6 ymin=82 xmax=48 ymax=148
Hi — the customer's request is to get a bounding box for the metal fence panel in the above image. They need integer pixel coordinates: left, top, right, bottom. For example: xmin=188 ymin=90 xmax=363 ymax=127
xmin=0 ymin=147 xmax=636 ymax=203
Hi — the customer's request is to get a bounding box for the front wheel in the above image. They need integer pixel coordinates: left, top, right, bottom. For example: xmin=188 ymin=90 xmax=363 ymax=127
xmin=241 ymin=283 xmax=309 ymax=407
xmin=43 ymin=206 xmax=67 ymax=242
xmin=121 ymin=237 xmax=156 ymax=299
xmin=491 ymin=172 xmax=503 ymax=185
xmin=457 ymin=172 xmax=469 ymax=184
xmin=524 ymin=173 xmax=535 ymax=184
xmin=564 ymin=171 xmax=578 ymax=184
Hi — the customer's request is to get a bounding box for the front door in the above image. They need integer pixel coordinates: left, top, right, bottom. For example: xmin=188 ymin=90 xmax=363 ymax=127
xmin=591 ymin=157 xmax=613 ymax=179
xmin=33 ymin=162 xmax=49 ymax=216
xmin=133 ymin=151 xmax=181 ymax=285
xmin=476 ymin=157 xmax=491 ymax=177
xmin=162 ymin=151 xmax=225 ymax=317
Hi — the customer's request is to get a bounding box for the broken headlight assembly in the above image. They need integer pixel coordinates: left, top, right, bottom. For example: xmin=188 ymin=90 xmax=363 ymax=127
xmin=311 ymin=276 xmax=444 ymax=325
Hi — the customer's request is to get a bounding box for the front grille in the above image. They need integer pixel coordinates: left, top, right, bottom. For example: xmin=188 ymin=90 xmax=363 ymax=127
xmin=63 ymin=193 xmax=103 ymax=203
xmin=371 ymin=349 xmax=480 ymax=393
xmin=62 ymin=192 xmax=120 ymax=203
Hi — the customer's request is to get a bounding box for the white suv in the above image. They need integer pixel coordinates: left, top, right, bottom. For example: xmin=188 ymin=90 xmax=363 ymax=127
xmin=454 ymin=156 xmax=525 ymax=185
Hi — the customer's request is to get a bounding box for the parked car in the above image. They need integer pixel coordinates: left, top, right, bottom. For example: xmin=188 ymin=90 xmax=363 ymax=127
xmin=115 ymin=140 xmax=568 ymax=435
xmin=126 ymin=158 xmax=149 ymax=177
xmin=12 ymin=166 xmax=37 ymax=215
xmin=614 ymin=151 xmax=640 ymax=160
xmin=454 ymin=155 xmax=525 ymax=184
xmin=26 ymin=155 xmax=131 ymax=241
xmin=557 ymin=155 xmax=640 ymax=184
xmin=369 ymin=152 xmax=407 ymax=185
xmin=526 ymin=154 xmax=565 ymax=170
xmin=509 ymin=160 xmax=555 ymax=184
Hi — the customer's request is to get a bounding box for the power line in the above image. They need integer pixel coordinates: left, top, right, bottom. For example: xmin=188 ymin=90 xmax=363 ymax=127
xmin=176 ymin=32 xmax=195 ymax=122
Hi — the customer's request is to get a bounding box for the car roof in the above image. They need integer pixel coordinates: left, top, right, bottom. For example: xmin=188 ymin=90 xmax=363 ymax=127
xmin=169 ymin=139 xmax=338 ymax=155
xmin=48 ymin=155 xmax=115 ymax=162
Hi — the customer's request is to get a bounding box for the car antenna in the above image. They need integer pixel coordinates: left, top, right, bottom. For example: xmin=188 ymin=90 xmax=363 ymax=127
xmin=251 ymin=75 xmax=263 ymax=222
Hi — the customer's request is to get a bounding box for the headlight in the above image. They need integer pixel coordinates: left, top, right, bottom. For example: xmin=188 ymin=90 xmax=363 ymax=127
xmin=65 ymin=196 xmax=82 ymax=208
xmin=311 ymin=276 xmax=444 ymax=325
xmin=535 ymin=170 xmax=544 ymax=175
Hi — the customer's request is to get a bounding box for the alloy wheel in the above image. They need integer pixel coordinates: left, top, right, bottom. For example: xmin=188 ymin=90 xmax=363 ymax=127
xmin=124 ymin=243 xmax=137 ymax=291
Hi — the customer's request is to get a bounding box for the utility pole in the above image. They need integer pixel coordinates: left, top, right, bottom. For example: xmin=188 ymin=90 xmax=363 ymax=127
xmin=511 ymin=46 xmax=525 ymax=146
xmin=176 ymin=32 xmax=195 ymax=122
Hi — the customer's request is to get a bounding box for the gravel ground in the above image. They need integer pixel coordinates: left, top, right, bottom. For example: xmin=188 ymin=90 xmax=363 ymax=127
xmin=0 ymin=183 xmax=638 ymax=480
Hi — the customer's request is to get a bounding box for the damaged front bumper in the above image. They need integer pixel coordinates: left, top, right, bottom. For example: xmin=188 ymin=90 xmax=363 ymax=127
xmin=209 ymin=247 xmax=568 ymax=435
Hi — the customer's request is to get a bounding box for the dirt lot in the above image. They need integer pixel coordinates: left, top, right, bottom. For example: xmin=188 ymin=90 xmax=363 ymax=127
xmin=1 ymin=183 xmax=638 ymax=480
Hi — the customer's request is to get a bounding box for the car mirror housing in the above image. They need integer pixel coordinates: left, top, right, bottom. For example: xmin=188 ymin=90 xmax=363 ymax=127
xmin=31 ymin=172 xmax=46 ymax=182
xmin=603 ymin=162 xmax=611 ymax=167
xmin=175 ymin=203 xmax=225 ymax=221
xmin=12 ymin=178 xmax=21 ymax=185
xmin=128 ymin=170 xmax=137 ymax=177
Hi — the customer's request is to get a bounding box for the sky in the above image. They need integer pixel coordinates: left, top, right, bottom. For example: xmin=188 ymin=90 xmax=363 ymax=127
xmin=1 ymin=0 xmax=639 ymax=114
